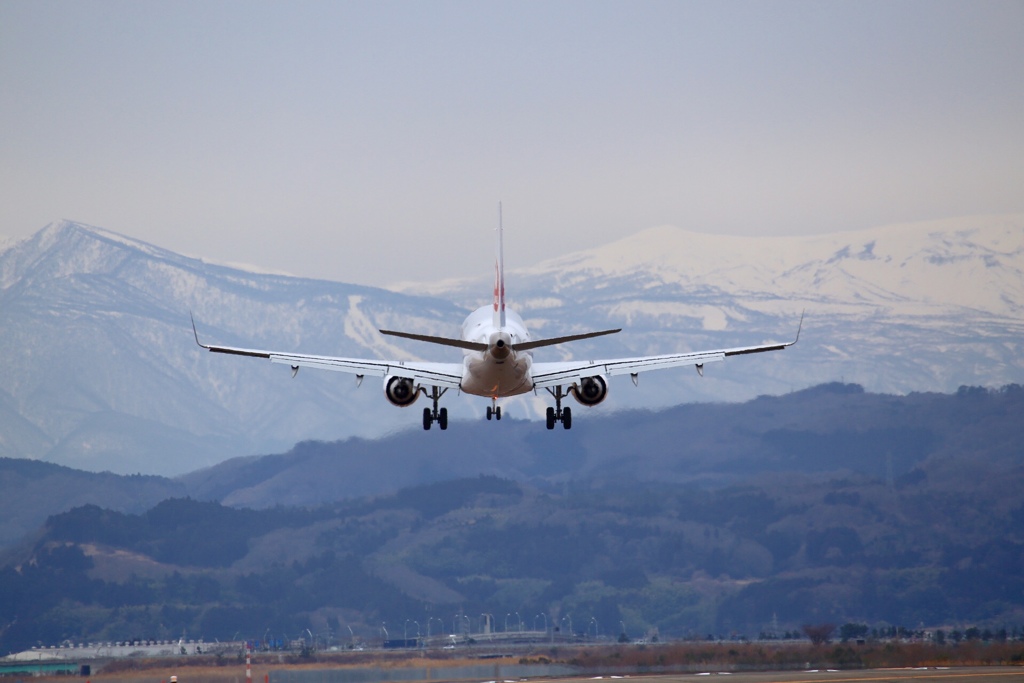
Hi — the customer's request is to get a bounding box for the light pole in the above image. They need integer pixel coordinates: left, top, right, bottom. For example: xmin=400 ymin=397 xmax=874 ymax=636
xmin=590 ymin=617 xmax=599 ymax=639
xmin=515 ymin=612 xmax=522 ymax=632
xmin=535 ymin=613 xmax=547 ymax=632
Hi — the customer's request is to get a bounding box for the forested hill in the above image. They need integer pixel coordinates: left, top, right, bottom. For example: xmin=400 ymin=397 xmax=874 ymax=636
xmin=2 ymin=383 xmax=1023 ymax=550
xmin=179 ymin=382 xmax=1024 ymax=508
xmin=0 ymin=457 xmax=184 ymax=549
xmin=1 ymin=384 xmax=1023 ymax=654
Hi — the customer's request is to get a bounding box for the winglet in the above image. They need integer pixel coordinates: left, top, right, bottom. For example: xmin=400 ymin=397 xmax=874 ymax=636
xmin=792 ymin=309 xmax=805 ymax=346
xmin=190 ymin=310 xmax=210 ymax=349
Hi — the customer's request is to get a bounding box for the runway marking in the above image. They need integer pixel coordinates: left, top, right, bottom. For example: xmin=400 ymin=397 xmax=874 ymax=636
xmin=690 ymin=671 xmax=1022 ymax=683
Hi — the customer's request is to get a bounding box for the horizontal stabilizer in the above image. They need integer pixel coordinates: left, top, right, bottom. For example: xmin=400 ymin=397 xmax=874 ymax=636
xmin=514 ymin=328 xmax=621 ymax=351
xmin=380 ymin=329 xmax=488 ymax=352
xmin=380 ymin=327 xmax=620 ymax=353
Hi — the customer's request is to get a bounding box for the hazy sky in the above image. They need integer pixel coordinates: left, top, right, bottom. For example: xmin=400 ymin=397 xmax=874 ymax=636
xmin=2 ymin=1 xmax=1022 ymax=286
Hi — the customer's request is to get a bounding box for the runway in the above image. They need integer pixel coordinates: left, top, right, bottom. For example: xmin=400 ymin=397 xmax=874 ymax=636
xmin=541 ymin=667 xmax=1022 ymax=683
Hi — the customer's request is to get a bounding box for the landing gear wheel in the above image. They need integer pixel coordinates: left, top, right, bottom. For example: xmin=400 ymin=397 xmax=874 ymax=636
xmin=423 ymin=386 xmax=448 ymax=431
xmin=486 ymin=406 xmax=493 ymax=421
xmin=495 ymin=406 xmax=502 ymax=420
xmin=544 ymin=385 xmax=575 ymax=430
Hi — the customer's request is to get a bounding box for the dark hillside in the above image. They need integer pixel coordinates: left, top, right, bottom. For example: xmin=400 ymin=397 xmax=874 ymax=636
xmin=0 ymin=457 xmax=184 ymax=551
xmin=2 ymin=385 xmax=1022 ymax=654
xmin=3 ymin=459 xmax=1024 ymax=652
xmin=178 ymin=383 xmax=1024 ymax=506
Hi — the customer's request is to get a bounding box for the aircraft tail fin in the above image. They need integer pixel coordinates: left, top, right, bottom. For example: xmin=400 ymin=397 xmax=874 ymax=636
xmin=493 ymin=203 xmax=506 ymax=330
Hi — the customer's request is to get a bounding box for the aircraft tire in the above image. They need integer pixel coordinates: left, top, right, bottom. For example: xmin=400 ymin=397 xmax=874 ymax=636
xmin=496 ymin=406 xmax=501 ymax=420
xmin=546 ymin=407 xmax=556 ymax=430
xmin=422 ymin=407 xmax=432 ymax=430
xmin=439 ymin=407 xmax=448 ymax=430
xmin=562 ymin=406 xmax=572 ymax=429
xmin=486 ymin=406 xmax=493 ymax=420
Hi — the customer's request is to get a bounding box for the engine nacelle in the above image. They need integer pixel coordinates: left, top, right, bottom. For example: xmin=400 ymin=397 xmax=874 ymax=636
xmin=384 ymin=376 xmax=419 ymax=407
xmin=570 ymin=375 xmax=608 ymax=406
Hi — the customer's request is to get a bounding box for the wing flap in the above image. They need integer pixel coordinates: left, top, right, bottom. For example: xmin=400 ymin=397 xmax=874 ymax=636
xmin=532 ymin=350 xmax=726 ymax=387
xmin=269 ymin=354 xmax=463 ymax=388
xmin=530 ymin=315 xmax=803 ymax=388
xmin=193 ymin=314 xmax=463 ymax=389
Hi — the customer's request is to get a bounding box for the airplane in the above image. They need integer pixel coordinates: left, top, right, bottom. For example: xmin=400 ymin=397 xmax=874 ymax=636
xmin=192 ymin=208 xmax=801 ymax=431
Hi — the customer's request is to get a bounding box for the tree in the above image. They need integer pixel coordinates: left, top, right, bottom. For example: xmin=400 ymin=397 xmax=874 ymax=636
xmin=839 ymin=623 xmax=868 ymax=642
xmin=802 ymin=623 xmax=836 ymax=645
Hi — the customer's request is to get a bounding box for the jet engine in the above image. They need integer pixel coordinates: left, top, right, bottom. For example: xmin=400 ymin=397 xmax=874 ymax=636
xmin=570 ymin=375 xmax=608 ymax=406
xmin=384 ymin=376 xmax=419 ymax=407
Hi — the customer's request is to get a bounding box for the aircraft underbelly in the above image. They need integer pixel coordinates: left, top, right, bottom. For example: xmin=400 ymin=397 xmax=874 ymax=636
xmin=462 ymin=355 xmax=532 ymax=397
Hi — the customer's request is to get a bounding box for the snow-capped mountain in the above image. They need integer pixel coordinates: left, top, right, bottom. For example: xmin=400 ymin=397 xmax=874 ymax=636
xmin=398 ymin=213 xmax=1024 ymax=406
xmin=0 ymin=221 xmax=471 ymax=476
xmin=1 ymin=215 xmax=1022 ymax=477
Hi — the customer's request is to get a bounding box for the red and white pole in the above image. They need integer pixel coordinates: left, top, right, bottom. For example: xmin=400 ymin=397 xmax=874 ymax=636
xmin=246 ymin=644 xmax=252 ymax=683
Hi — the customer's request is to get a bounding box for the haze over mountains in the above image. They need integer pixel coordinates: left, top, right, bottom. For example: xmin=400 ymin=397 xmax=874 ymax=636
xmin=2 ymin=383 xmax=1022 ymax=652
xmin=1 ymin=214 xmax=1022 ymax=476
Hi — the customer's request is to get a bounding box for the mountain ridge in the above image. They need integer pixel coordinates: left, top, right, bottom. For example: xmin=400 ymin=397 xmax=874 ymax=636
xmin=9 ymin=381 xmax=1020 ymax=554
xmin=396 ymin=214 xmax=1024 ymax=319
xmin=1 ymin=215 xmax=1022 ymax=475
xmin=176 ymin=381 xmax=1024 ymax=510
xmin=0 ymin=220 xmax=472 ymax=474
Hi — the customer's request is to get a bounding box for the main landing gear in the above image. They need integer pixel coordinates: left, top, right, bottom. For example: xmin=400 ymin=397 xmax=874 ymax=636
xmin=422 ymin=386 xmax=448 ymax=430
xmin=544 ymin=386 xmax=572 ymax=430
xmin=486 ymin=400 xmax=502 ymax=421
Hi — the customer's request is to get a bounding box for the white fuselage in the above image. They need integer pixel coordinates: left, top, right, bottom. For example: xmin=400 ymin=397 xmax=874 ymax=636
xmin=459 ymin=305 xmax=534 ymax=397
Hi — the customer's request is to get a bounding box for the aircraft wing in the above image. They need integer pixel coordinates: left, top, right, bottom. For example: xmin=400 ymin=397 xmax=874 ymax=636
xmin=192 ymin=317 xmax=464 ymax=389
xmin=531 ymin=317 xmax=802 ymax=389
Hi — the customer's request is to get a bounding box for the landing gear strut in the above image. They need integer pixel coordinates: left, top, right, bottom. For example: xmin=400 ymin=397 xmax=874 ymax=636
xmin=422 ymin=386 xmax=448 ymax=430
xmin=486 ymin=400 xmax=502 ymax=421
xmin=544 ymin=386 xmax=572 ymax=430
